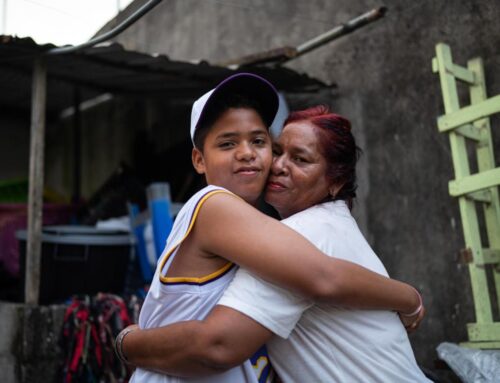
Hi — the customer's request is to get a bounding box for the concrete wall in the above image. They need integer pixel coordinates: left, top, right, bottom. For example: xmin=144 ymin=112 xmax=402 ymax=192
xmin=0 ymin=302 xmax=65 ymax=383
xmin=99 ymin=0 xmax=500 ymax=374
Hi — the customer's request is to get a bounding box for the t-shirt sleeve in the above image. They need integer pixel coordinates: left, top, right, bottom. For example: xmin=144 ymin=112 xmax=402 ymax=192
xmin=218 ymin=267 xmax=313 ymax=339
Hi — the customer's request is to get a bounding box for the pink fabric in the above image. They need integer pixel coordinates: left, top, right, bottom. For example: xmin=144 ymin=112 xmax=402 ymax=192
xmin=0 ymin=204 xmax=74 ymax=277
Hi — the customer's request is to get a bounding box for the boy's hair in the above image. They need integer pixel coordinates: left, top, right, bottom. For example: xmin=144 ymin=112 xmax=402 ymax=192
xmin=193 ymin=93 xmax=267 ymax=151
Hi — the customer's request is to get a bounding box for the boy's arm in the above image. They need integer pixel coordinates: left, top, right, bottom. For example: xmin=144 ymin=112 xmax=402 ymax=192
xmin=197 ymin=193 xmax=421 ymax=314
xmin=121 ymin=306 xmax=272 ymax=377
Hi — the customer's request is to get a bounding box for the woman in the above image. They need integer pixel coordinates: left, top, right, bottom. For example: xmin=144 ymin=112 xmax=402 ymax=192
xmin=218 ymin=105 xmax=430 ymax=381
xmin=119 ymin=105 xmax=428 ymax=382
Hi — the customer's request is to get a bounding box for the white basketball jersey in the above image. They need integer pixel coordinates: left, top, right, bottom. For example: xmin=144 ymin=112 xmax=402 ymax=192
xmin=130 ymin=185 xmax=261 ymax=383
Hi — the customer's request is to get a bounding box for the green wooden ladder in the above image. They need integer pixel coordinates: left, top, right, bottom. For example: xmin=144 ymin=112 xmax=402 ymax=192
xmin=432 ymin=43 xmax=500 ymax=348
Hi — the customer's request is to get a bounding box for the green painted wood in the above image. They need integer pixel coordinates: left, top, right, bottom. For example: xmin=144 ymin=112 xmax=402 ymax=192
xmin=434 ymin=43 xmax=493 ymax=325
xmin=481 ymin=248 xmax=500 ymax=265
xmin=466 ymin=190 xmax=491 ymax=203
xmin=431 ymin=58 xmax=475 ymax=84
xmin=454 ymin=124 xmax=482 ymax=141
xmin=460 ymin=341 xmax=500 ymax=349
xmin=448 ymin=168 xmax=500 ymax=197
xmin=437 ymin=95 xmax=500 ymax=132
xmin=451 ymin=63 xmax=476 ymax=84
xmin=467 ymin=323 xmax=500 ymax=341
xmin=468 ymin=57 xmax=500 ymax=313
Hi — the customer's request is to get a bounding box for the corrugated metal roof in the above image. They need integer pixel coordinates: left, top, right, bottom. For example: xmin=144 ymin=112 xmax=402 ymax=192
xmin=0 ymin=35 xmax=331 ymax=114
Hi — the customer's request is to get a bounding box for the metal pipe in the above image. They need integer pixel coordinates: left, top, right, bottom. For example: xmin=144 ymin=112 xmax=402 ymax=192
xmin=295 ymin=7 xmax=387 ymax=57
xmin=25 ymin=58 xmax=47 ymax=304
xmin=47 ymin=0 xmax=163 ymax=55
xmin=217 ymin=6 xmax=387 ymax=68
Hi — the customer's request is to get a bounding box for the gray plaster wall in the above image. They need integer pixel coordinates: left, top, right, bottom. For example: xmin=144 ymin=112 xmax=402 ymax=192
xmin=99 ymin=0 xmax=500 ymax=372
xmin=0 ymin=302 xmax=65 ymax=383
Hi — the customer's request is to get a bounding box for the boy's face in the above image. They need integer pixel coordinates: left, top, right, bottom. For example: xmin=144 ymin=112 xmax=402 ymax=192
xmin=192 ymin=107 xmax=272 ymax=206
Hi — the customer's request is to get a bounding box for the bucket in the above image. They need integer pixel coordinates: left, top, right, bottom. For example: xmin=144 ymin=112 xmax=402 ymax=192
xmin=16 ymin=225 xmax=132 ymax=304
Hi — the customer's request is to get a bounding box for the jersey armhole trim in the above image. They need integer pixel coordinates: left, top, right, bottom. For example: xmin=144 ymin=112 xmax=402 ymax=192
xmin=159 ymin=189 xmax=238 ymax=285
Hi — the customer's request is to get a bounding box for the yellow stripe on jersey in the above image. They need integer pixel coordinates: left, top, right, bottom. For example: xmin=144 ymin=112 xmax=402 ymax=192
xmin=159 ymin=189 xmax=238 ymax=285
xmin=162 ymin=262 xmax=234 ymax=284
xmin=252 ymin=355 xmax=272 ymax=382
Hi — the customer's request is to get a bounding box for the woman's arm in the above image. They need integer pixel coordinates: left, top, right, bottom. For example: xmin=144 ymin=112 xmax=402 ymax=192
xmin=120 ymin=306 xmax=272 ymax=377
xmin=196 ymin=193 xmax=420 ymax=313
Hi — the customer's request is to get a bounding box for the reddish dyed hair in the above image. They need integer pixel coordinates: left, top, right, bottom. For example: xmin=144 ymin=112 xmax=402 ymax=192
xmin=284 ymin=105 xmax=361 ymax=210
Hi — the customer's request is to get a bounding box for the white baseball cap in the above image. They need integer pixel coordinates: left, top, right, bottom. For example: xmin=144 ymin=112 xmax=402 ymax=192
xmin=190 ymin=72 xmax=279 ymax=146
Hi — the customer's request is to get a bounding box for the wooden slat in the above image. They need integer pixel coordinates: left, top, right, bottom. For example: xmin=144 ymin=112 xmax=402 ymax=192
xmin=455 ymin=124 xmax=482 ymax=141
xmin=482 ymin=248 xmax=500 ymax=265
xmin=467 ymin=323 xmax=500 ymax=341
xmin=451 ymin=63 xmax=475 ymax=84
xmin=431 ymin=57 xmax=476 ymax=84
xmin=449 ymin=168 xmax=500 ymax=197
xmin=466 ymin=190 xmax=491 ymax=203
xmin=437 ymin=94 xmax=500 ymax=132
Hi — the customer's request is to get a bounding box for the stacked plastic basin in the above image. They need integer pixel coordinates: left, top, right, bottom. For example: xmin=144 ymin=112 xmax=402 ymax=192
xmin=16 ymin=225 xmax=132 ymax=304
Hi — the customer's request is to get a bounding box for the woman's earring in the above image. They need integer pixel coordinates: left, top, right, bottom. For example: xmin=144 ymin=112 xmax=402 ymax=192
xmin=329 ymin=188 xmax=336 ymax=199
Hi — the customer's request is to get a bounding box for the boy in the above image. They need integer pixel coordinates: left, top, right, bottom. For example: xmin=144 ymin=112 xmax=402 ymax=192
xmin=126 ymin=72 xmax=279 ymax=383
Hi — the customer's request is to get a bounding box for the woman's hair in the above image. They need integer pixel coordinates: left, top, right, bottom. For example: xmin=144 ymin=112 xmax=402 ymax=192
xmin=284 ymin=105 xmax=362 ymax=210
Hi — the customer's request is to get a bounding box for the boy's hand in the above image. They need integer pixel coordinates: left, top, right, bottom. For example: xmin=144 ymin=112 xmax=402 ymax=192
xmin=125 ymin=324 xmax=140 ymax=331
xmin=115 ymin=324 xmax=140 ymax=365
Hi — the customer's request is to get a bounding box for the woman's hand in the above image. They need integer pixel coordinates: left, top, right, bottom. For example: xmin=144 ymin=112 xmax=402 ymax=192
xmin=399 ymin=305 xmax=425 ymax=333
xmin=398 ymin=287 xmax=425 ymax=333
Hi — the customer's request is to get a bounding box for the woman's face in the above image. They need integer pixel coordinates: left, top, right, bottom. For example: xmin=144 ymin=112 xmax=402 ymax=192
xmin=265 ymin=121 xmax=331 ymax=218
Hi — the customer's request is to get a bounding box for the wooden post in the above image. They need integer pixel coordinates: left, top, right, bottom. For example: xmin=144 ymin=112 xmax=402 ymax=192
xmin=25 ymin=58 xmax=47 ymax=304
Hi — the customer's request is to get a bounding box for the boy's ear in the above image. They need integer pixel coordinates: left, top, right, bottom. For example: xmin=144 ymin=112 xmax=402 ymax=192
xmin=192 ymin=147 xmax=206 ymax=175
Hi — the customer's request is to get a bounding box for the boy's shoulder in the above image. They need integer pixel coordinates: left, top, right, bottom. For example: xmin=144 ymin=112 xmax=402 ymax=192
xmin=176 ymin=185 xmax=235 ymax=222
xmin=163 ymin=185 xmax=235 ymax=257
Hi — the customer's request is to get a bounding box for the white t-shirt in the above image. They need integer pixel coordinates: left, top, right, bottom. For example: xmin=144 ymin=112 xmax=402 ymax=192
xmin=219 ymin=200 xmax=430 ymax=382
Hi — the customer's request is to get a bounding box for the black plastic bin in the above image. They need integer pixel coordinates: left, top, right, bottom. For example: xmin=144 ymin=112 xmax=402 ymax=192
xmin=16 ymin=225 xmax=133 ymax=304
